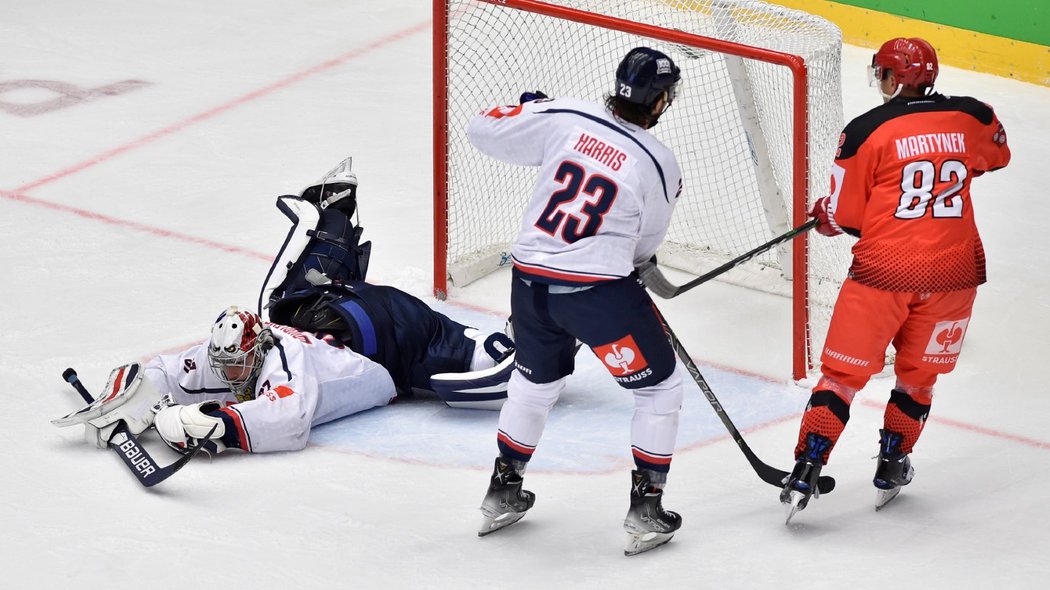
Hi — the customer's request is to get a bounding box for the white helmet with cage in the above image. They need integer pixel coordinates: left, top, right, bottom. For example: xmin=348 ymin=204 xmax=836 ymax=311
xmin=207 ymin=305 xmax=273 ymax=399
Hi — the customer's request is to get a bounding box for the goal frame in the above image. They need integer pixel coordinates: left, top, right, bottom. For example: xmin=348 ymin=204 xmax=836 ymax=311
xmin=433 ymin=0 xmax=816 ymax=380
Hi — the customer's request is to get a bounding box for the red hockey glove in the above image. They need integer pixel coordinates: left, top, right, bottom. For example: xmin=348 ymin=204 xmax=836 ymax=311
xmin=809 ymin=196 xmax=842 ymax=237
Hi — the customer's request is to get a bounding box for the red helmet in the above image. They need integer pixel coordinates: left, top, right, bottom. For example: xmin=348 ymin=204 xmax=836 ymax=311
xmin=871 ymin=37 xmax=938 ymax=91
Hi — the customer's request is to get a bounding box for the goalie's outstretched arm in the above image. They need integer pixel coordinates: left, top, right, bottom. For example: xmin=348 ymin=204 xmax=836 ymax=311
xmin=57 ymin=368 xmax=214 ymax=487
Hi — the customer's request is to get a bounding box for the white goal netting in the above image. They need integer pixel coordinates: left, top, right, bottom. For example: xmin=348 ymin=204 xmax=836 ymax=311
xmin=437 ymin=0 xmax=852 ymax=377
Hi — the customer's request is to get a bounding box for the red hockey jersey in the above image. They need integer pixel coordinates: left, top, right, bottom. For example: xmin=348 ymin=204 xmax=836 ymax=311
xmin=827 ymin=93 xmax=1010 ymax=292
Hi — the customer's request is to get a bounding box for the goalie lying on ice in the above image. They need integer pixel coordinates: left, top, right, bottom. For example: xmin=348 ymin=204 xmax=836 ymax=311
xmin=53 ymin=157 xmax=518 ymax=454
xmin=53 ymin=301 xmax=515 ymax=455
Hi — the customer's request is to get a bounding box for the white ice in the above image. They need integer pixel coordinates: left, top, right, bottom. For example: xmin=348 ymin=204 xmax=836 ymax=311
xmin=2 ymin=2 xmax=1047 ymax=588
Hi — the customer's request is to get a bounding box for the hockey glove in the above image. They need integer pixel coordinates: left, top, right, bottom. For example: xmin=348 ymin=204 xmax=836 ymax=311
xmin=519 ymin=90 xmax=548 ymax=103
xmin=635 ymin=255 xmax=664 ymax=288
xmin=154 ymin=401 xmax=228 ymax=454
xmin=51 ymin=363 xmax=166 ymax=449
xmin=809 ymin=196 xmax=842 ymax=237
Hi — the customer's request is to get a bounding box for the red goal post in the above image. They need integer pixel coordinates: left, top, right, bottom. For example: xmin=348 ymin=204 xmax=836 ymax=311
xmin=433 ymin=0 xmax=847 ymax=380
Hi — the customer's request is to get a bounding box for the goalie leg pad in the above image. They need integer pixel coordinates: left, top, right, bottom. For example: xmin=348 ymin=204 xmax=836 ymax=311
xmin=483 ymin=332 xmax=515 ymax=364
xmin=467 ymin=331 xmax=515 ymax=372
xmin=259 ymin=195 xmax=371 ymax=318
xmin=259 ymin=196 xmax=322 ymax=319
xmin=430 ymin=352 xmax=516 ymax=410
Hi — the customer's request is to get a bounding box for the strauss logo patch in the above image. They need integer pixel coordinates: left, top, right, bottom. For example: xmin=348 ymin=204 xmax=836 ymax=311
xmin=593 ymin=335 xmax=649 ymax=376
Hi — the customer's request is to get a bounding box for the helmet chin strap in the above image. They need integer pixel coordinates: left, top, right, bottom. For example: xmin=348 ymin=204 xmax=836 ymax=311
xmin=880 ymin=82 xmax=903 ymax=102
xmin=879 ymin=83 xmax=935 ymax=103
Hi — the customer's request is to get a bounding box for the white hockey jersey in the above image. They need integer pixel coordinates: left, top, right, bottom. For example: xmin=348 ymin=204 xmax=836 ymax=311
xmin=144 ymin=324 xmax=396 ymax=453
xmin=468 ymin=97 xmax=683 ymax=285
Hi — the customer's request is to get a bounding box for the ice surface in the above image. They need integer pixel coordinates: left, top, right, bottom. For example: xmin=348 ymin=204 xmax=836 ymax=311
xmin=2 ymin=2 xmax=1047 ymax=588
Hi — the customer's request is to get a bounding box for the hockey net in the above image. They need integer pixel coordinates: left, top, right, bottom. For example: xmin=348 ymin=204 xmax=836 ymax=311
xmin=434 ymin=0 xmax=851 ymax=380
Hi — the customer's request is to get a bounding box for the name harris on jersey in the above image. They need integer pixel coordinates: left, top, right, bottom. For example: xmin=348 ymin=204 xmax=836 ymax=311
xmin=569 ymin=129 xmax=631 ymax=171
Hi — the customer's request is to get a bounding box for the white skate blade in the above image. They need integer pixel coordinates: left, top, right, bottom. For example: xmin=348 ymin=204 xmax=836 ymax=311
xmin=624 ymin=531 xmax=675 ymax=556
xmin=875 ymin=487 xmax=902 ymax=511
xmin=478 ymin=511 xmax=526 ymax=537
xmin=782 ymin=490 xmax=806 ymax=524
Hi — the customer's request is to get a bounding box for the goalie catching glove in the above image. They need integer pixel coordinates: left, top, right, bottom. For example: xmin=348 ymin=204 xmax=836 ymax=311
xmin=51 ymin=363 xmax=165 ymax=449
xmin=154 ymin=401 xmax=230 ymax=455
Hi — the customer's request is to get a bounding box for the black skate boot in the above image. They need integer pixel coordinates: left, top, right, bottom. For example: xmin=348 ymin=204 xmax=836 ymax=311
xmin=478 ymin=457 xmax=535 ymax=536
xmin=623 ymin=470 xmax=682 ymax=556
xmin=873 ymin=429 xmax=914 ymax=510
xmin=780 ymin=433 xmax=832 ymax=523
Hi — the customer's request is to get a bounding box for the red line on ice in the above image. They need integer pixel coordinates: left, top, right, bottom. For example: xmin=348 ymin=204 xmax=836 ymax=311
xmin=858 ymin=398 xmax=1050 ymax=450
xmin=9 ymin=20 xmax=430 ymax=194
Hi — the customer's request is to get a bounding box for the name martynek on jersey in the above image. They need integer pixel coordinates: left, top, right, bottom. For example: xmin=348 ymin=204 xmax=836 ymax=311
xmin=144 ymin=325 xmax=396 ymax=453
xmin=468 ymin=97 xmax=683 ymax=286
xmin=893 ymin=132 xmax=966 ymax=159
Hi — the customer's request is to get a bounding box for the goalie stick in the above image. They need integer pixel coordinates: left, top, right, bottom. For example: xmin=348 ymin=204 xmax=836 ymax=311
xmin=62 ymin=368 xmax=215 ymax=488
xmin=654 ymin=310 xmax=836 ymax=495
xmin=641 ymin=219 xmax=818 ymax=299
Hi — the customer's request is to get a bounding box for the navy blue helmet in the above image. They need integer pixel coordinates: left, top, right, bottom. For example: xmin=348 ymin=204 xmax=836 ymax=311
xmin=615 ymin=47 xmax=681 ymax=108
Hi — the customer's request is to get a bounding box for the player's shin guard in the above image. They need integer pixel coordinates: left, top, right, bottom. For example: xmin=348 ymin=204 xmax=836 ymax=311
xmin=793 ymin=388 xmax=853 ymax=463
xmin=883 ymin=386 xmax=933 ymax=454
xmin=782 ymin=385 xmax=854 ymax=520
xmin=628 ymin=369 xmax=683 ymax=480
xmin=495 ymin=373 xmax=564 ymax=464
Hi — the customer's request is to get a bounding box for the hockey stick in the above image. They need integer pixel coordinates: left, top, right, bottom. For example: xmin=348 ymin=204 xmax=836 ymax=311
xmin=62 ymin=368 xmax=215 ymax=488
xmin=642 ymin=219 xmax=818 ymax=299
xmin=655 ymin=311 xmax=836 ymax=495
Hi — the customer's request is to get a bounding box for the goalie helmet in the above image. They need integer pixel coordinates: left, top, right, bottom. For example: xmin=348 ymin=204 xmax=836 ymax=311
xmin=615 ymin=47 xmax=681 ymax=109
xmin=207 ymin=306 xmax=273 ymax=399
xmin=871 ymin=37 xmax=938 ymax=93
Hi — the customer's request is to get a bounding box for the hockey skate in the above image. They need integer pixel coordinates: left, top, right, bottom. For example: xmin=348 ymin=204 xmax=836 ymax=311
xmin=780 ymin=433 xmax=832 ymax=524
xmin=873 ymin=429 xmax=914 ymax=511
xmin=623 ymin=470 xmax=682 ymax=556
xmin=478 ymin=457 xmax=535 ymax=537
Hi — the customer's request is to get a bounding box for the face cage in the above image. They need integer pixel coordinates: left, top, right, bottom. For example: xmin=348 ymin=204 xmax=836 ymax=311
xmin=656 ymin=79 xmax=682 ymax=116
xmin=868 ymin=59 xmax=886 ymax=87
xmin=868 ymin=59 xmax=934 ymax=98
xmin=208 ymin=347 xmax=263 ymax=399
xmin=665 ymin=78 xmax=680 ymax=104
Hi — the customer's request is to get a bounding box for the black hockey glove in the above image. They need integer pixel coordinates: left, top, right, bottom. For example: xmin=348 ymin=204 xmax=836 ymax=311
xmin=519 ymin=90 xmax=549 ymax=103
